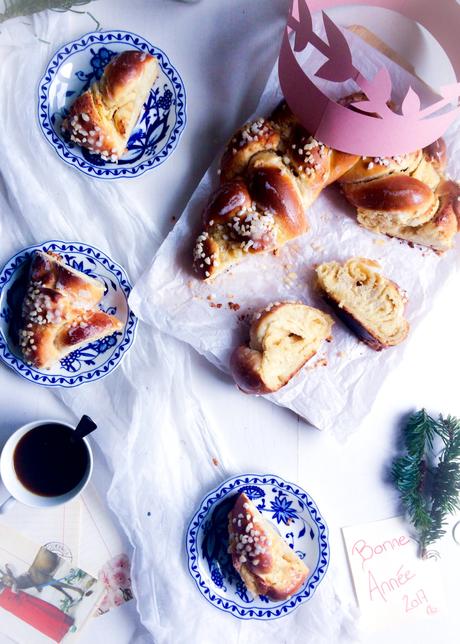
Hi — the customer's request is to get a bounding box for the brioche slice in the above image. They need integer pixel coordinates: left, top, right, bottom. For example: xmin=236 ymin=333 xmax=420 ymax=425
xmin=230 ymin=302 xmax=333 ymax=394
xmin=316 ymin=258 xmax=409 ymax=350
xmin=19 ymin=251 xmax=123 ymax=369
xmin=63 ymin=51 xmax=158 ymax=161
xmin=228 ymin=493 xmax=309 ymax=601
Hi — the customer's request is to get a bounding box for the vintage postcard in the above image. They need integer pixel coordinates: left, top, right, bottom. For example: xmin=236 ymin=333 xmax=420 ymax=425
xmin=0 ymin=482 xmax=133 ymax=623
xmin=0 ymin=523 xmax=103 ymax=643
xmin=342 ymin=516 xmax=446 ymax=631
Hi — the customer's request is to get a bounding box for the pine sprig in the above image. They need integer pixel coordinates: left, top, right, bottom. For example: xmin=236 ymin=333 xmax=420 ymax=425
xmin=430 ymin=416 xmax=460 ymax=533
xmin=392 ymin=409 xmax=460 ymax=557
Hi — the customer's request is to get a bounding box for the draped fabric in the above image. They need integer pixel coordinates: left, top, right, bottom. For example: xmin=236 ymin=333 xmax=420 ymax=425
xmin=0 ymin=5 xmax=359 ymax=643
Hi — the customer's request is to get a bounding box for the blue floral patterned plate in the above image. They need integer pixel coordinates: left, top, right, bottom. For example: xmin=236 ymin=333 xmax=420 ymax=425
xmin=38 ymin=30 xmax=186 ymax=179
xmin=186 ymin=474 xmax=329 ymax=620
xmin=0 ymin=241 xmax=137 ymax=387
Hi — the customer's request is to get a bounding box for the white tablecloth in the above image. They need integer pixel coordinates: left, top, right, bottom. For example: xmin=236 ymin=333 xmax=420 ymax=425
xmin=0 ymin=1 xmax=459 ymax=643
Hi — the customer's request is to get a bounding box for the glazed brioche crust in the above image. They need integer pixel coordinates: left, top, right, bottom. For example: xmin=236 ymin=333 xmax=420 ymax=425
xmin=337 ymin=96 xmax=458 ymax=252
xmin=230 ymin=345 xmax=269 ymax=395
xmin=316 ymin=258 xmax=409 ymax=350
xmin=19 ymin=251 xmax=123 ymax=369
xmin=340 ymin=156 xmax=458 ymax=252
xmin=343 ymin=174 xmax=435 ymax=220
xmin=228 ymin=493 xmax=309 ymax=600
xmin=231 ymin=302 xmax=333 ymax=394
xmin=386 ymin=179 xmax=460 ymax=252
xmin=62 ymin=51 xmax=158 ymax=161
xmin=192 ymin=102 xmax=358 ymax=280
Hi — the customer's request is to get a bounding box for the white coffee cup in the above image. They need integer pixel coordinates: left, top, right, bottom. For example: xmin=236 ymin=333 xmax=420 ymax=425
xmin=0 ymin=419 xmax=93 ymax=510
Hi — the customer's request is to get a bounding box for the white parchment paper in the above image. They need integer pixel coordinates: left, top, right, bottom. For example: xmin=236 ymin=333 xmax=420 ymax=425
xmin=131 ymin=28 xmax=460 ymax=439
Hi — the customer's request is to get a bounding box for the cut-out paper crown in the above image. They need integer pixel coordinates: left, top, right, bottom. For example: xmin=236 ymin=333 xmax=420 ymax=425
xmin=278 ymin=0 xmax=460 ymax=156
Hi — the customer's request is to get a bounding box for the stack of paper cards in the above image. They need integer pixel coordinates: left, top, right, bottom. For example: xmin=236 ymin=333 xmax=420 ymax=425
xmin=0 ymin=523 xmax=103 ymax=643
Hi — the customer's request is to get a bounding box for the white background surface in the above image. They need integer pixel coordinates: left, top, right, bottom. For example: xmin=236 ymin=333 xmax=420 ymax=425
xmin=0 ymin=1 xmax=459 ymax=643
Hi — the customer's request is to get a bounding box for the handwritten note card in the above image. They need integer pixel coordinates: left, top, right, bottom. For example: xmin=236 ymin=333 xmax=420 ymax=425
xmin=342 ymin=516 xmax=446 ymax=630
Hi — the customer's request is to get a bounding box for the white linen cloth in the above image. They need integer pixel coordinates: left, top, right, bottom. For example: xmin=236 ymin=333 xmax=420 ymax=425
xmin=0 ymin=2 xmax=358 ymax=643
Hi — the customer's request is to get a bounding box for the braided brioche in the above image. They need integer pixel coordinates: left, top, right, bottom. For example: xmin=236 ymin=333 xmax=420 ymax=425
xmin=18 ymin=251 xmax=123 ymax=369
xmin=193 ymin=101 xmax=460 ymax=279
xmin=316 ymin=258 xmax=409 ymax=350
xmin=231 ymin=302 xmax=333 ymax=394
xmin=193 ymin=103 xmax=357 ymax=279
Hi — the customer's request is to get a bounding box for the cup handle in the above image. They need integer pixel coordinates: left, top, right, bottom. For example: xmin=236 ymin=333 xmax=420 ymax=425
xmin=0 ymin=496 xmax=16 ymax=514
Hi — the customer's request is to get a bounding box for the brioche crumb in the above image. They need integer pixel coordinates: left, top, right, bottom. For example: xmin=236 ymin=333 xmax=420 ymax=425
xmin=283 ymin=267 xmax=298 ymax=289
xmin=307 ymin=357 xmax=328 ymax=370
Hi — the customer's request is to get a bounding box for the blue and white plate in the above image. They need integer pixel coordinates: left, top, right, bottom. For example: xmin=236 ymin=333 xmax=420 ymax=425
xmin=0 ymin=241 xmax=137 ymax=387
xmin=186 ymin=474 xmax=329 ymax=620
xmin=38 ymin=30 xmax=186 ymax=179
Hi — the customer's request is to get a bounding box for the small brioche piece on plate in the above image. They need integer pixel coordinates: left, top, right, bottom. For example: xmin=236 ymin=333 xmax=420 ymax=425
xmin=62 ymin=51 xmax=158 ymax=161
xmin=230 ymin=302 xmax=333 ymax=394
xmin=19 ymin=251 xmax=123 ymax=369
xmin=228 ymin=492 xmax=309 ymax=601
xmin=316 ymin=257 xmax=409 ymax=351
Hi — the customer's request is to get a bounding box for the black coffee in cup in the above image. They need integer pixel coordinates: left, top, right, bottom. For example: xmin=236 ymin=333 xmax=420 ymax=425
xmin=13 ymin=423 xmax=89 ymax=497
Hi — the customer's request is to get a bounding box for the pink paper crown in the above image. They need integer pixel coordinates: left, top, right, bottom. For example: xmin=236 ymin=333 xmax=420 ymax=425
xmin=278 ymin=0 xmax=460 ymax=156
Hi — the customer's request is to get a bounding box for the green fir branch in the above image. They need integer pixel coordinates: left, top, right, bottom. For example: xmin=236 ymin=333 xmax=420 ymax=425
xmin=392 ymin=409 xmax=460 ymax=557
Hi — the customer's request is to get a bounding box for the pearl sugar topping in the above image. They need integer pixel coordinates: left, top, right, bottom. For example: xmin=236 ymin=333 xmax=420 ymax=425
xmin=229 ymin=501 xmax=271 ymax=567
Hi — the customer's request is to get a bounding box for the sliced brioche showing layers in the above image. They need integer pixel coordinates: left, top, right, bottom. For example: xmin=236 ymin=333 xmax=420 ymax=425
xmin=19 ymin=251 xmax=123 ymax=369
xmin=230 ymin=302 xmax=333 ymax=394
xmin=62 ymin=51 xmax=158 ymax=161
xmin=316 ymin=258 xmax=409 ymax=351
xmin=228 ymin=493 xmax=309 ymax=601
